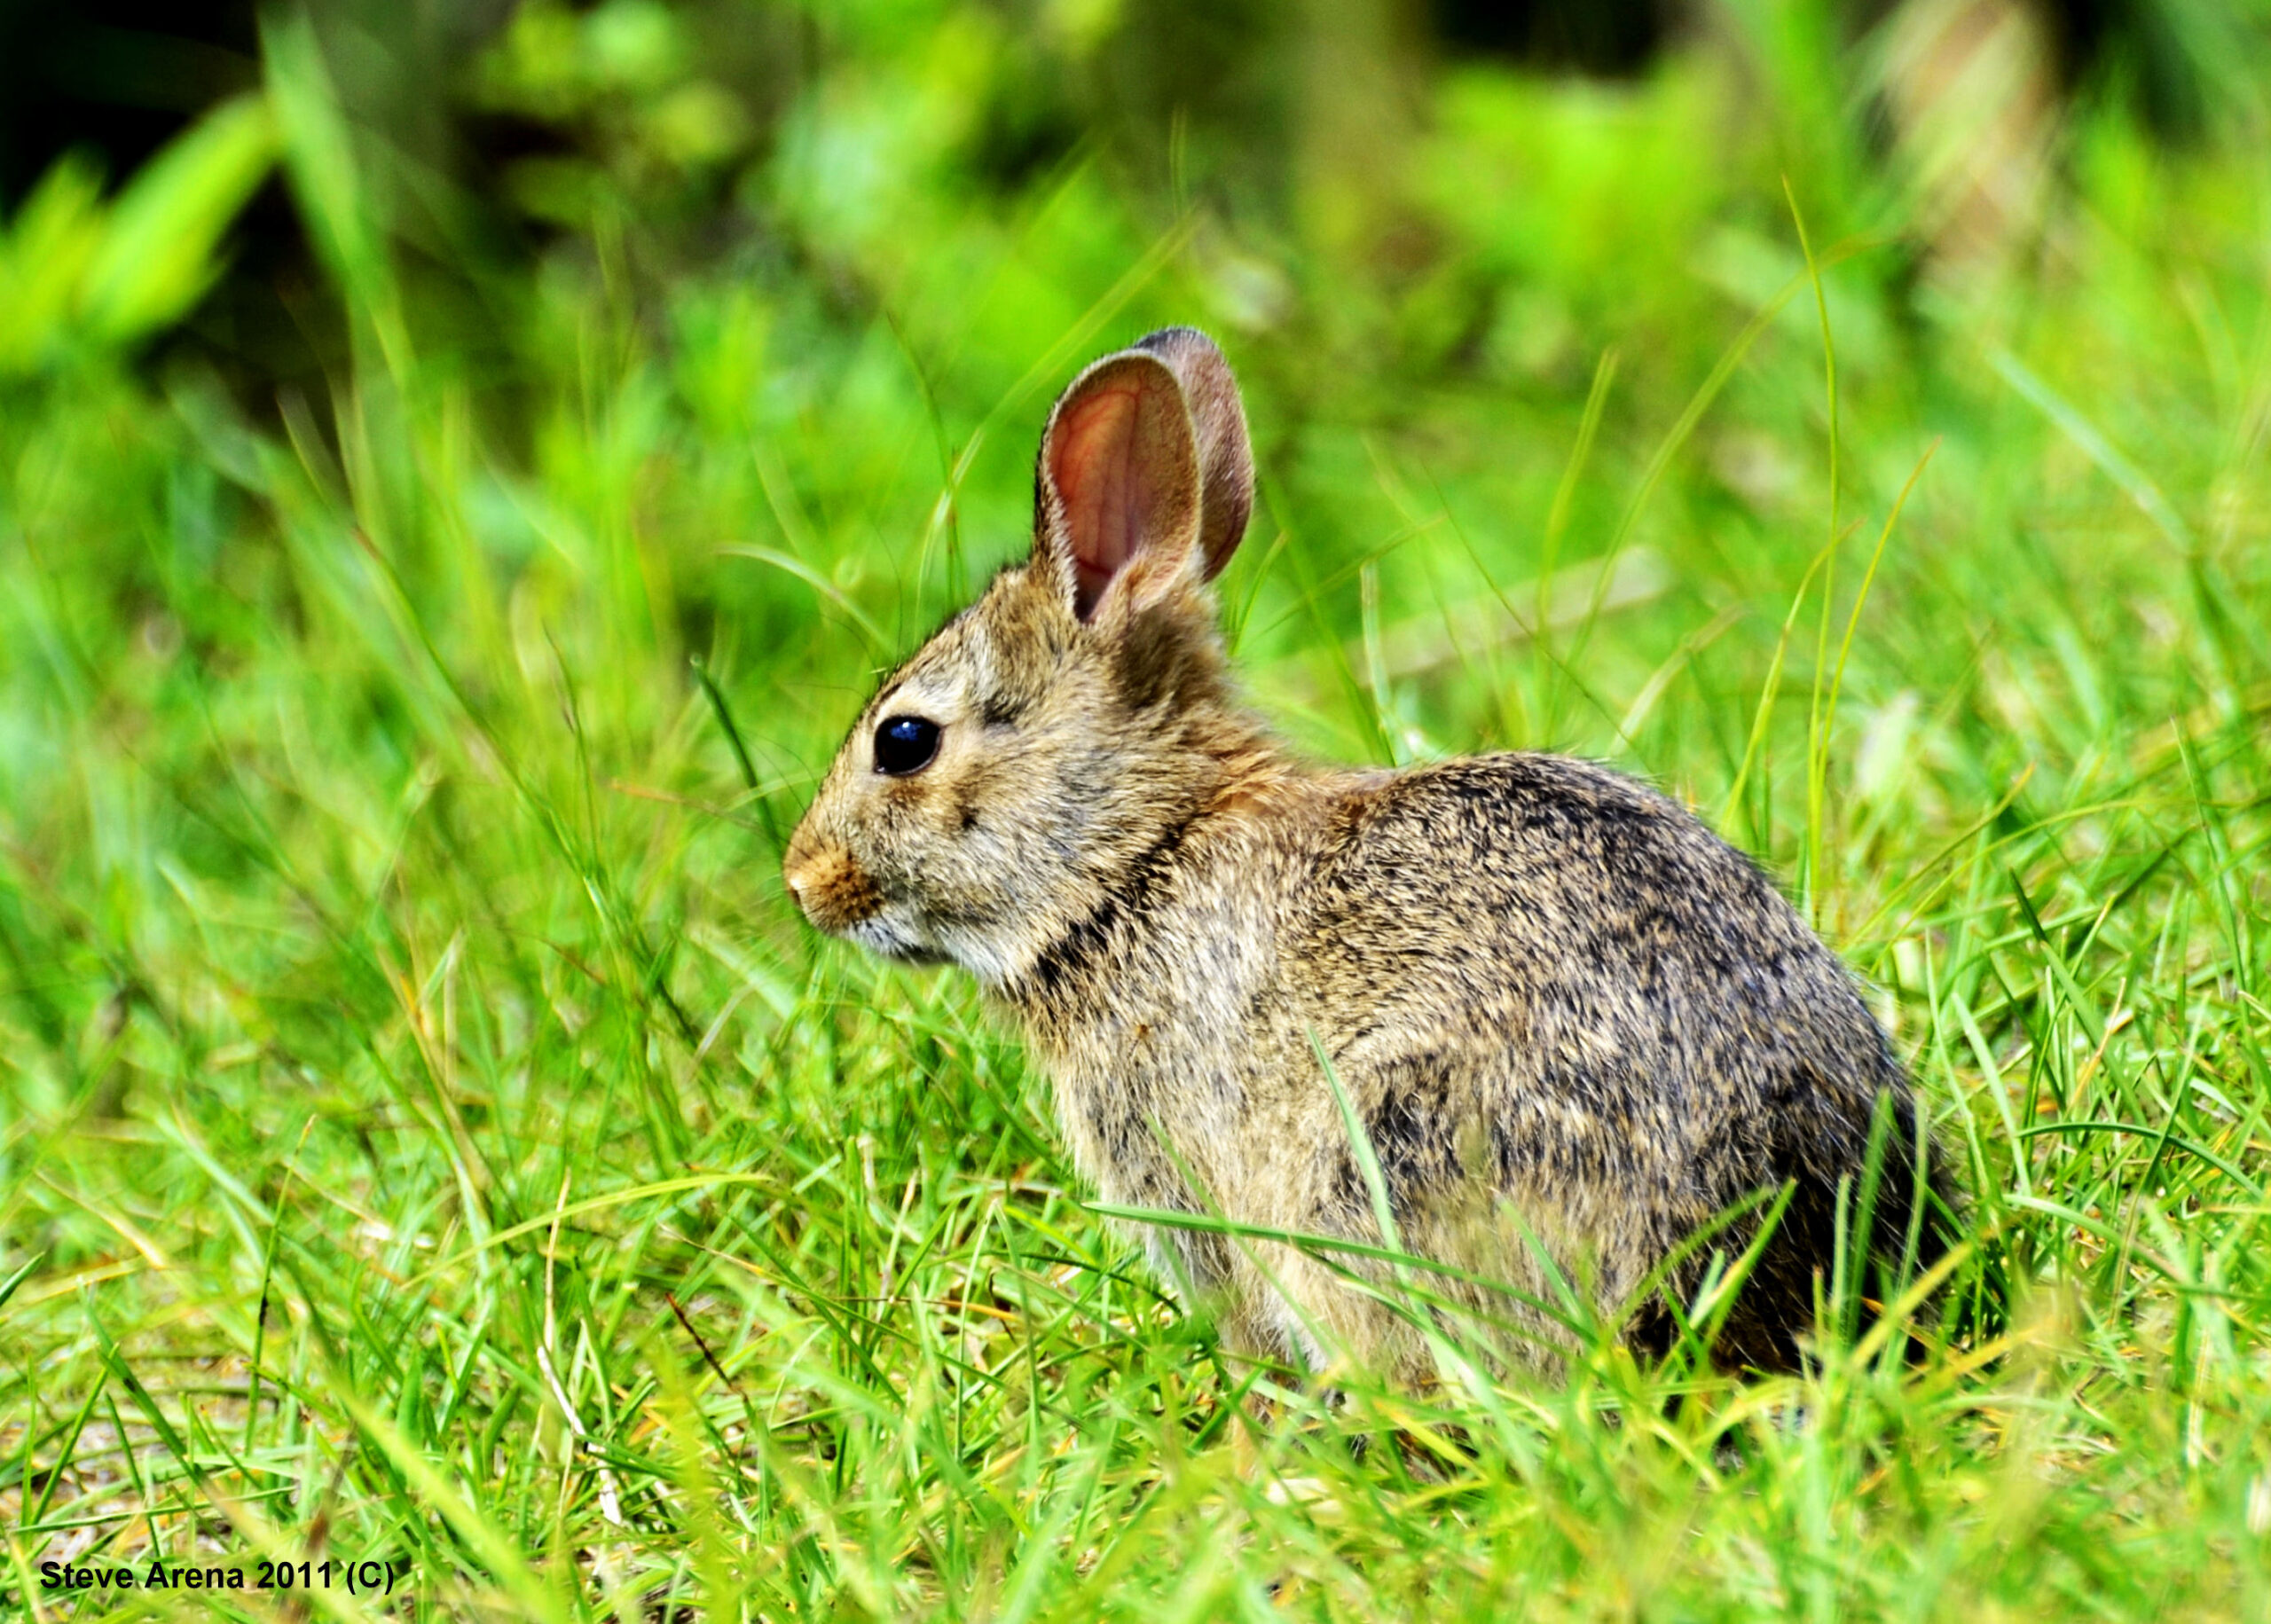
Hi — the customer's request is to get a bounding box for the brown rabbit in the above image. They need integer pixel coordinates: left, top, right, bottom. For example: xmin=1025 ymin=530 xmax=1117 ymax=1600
xmin=782 ymin=328 xmax=1943 ymax=1376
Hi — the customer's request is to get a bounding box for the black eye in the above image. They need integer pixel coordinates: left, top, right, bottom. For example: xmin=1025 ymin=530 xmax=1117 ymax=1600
xmin=873 ymin=715 xmax=941 ymax=776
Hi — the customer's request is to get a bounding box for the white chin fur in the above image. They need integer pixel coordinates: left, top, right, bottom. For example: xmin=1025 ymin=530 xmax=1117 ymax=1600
xmin=931 ymin=925 xmax=1020 ymax=987
xmin=849 ymin=906 xmax=1025 ymax=985
xmin=848 ymin=913 xmax=940 ymax=965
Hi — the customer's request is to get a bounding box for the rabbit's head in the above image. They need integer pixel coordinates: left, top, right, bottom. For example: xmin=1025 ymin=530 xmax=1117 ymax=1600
xmin=782 ymin=327 xmax=1259 ymax=985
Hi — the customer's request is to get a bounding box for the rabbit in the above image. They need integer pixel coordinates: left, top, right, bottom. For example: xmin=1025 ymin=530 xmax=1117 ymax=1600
xmin=782 ymin=327 xmax=1945 ymax=1377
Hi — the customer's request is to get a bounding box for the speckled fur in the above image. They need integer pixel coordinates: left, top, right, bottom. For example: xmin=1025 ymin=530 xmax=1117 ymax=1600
xmin=783 ymin=328 xmax=1943 ymax=1377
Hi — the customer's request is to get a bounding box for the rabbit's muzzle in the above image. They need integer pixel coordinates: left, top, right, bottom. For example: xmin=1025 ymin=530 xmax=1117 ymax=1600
xmin=782 ymin=835 xmax=883 ymax=936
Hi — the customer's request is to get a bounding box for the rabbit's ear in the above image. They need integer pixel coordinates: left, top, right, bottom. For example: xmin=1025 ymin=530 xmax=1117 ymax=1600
xmin=1131 ymin=327 xmax=1253 ymax=583
xmin=1035 ymin=329 xmax=1253 ymax=623
xmin=1036 ymin=350 xmax=1202 ymax=622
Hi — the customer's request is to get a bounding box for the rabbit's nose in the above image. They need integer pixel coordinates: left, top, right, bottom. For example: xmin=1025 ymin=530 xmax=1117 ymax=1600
xmin=782 ymin=837 xmax=880 ymax=934
xmin=781 ymin=835 xmax=820 ymax=909
xmin=780 ymin=834 xmax=813 ymax=909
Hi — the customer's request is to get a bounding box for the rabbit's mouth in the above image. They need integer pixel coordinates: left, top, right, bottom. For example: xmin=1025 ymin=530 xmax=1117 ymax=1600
xmin=849 ymin=910 xmax=952 ymax=968
xmin=782 ymin=835 xmax=961 ymax=968
xmin=782 ymin=836 xmax=884 ymax=934
xmin=858 ymin=906 xmax=1033 ymax=983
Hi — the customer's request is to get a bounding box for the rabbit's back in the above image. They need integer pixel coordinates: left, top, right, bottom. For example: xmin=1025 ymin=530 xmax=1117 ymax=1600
xmin=1285 ymin=753 xmax=1928 ymax=1363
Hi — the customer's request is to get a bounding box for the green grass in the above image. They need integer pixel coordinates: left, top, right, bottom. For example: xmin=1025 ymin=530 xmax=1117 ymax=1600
xmin=5 ymin=8 xmax=2271 ymax=1620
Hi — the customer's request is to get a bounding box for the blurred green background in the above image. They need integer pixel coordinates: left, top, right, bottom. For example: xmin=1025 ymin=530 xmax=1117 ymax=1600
xmin=2 ymin=0 xmax=2266 ymax=979
xmin=5 ymin=2 xmax=2271 ymax=1617
xmin=6 ymin=0 xmax=2267 ymax=845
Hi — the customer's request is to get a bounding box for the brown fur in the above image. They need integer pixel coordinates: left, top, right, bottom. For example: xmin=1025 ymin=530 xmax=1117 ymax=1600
xmin=783 ymin=327 xmax=1944 ymax=1378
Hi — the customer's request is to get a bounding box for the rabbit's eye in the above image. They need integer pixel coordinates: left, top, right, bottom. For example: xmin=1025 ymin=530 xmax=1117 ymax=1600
xmin=873 ymin=715 xmax=941 ymax=776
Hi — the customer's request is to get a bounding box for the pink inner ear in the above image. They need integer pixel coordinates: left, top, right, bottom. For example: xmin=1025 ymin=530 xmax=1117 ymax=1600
xmin=1049 ymin=385 xmax=1156 ymax=617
